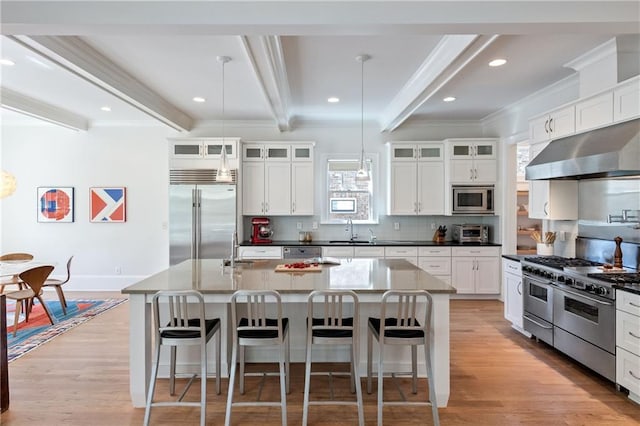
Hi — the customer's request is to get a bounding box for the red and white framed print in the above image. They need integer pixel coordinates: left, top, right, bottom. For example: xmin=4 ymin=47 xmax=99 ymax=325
xmin=37 ymin=187 xmax=74 ymax=222
xmin=89 ymin=187 xmax=126 ymax=222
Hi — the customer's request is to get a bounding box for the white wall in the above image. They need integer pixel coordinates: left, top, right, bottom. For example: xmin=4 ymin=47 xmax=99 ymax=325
xmin=1 ymin=123 xmax=174 ymax=290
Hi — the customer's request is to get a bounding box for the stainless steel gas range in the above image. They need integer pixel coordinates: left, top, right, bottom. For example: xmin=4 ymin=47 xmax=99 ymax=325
xmin=521 ymin=255 xmax=640 ymax=382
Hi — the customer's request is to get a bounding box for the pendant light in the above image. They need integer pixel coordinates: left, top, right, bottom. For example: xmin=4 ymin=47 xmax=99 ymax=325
xmin=216 ymin=55 xmax=233 ymax=182
xmin=355 ymin=54 xmax=370 ymax=182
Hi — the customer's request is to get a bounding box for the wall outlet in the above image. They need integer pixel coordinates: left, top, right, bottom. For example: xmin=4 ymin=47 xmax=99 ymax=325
xmin=312 ymin=221 xmax=318 ymax=230
xmin=394 ymin=222 xmax=400 ymax=231
xmin=431 ymin=223 xmax=436 ymax=230
xmin=296 ymin=222 xmax=303 ymax=230
xmin=115 ymin=266 xmax=122 ymax=275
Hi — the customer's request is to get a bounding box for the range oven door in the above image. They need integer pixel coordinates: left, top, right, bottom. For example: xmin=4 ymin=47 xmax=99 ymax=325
xmin=523 ymin=274 xmax=554 ymax=345
xmin=553 ymin=286 xmax=616 ymax=354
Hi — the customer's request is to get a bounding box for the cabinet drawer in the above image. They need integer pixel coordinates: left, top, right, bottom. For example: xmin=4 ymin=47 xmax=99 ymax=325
xmin=418 ymin=258 xmax=451 ymax=275
xmin=503 ymin=259 xmax=522 ymax=274
xmin=322 ymin=247 xmax=354 ymax=258
xmin=452 ymin=247 xmax=500 ymax=257
xmin=617 ymin=290 xmax=640 ymax=316
xmin=616 ymin=347 xmax=640 ymax=396
xmin=354 ymin=246 xmax=385 ymax=258
xmin=418 ymin=247 xmax=451 ymax=256
xmin=238 ymin=246 xmax=282 ymax=259
xmin=385 ymin=246 xmax=418 ymax=257
xmin=617 ymin=310 xmax=640 ymax=356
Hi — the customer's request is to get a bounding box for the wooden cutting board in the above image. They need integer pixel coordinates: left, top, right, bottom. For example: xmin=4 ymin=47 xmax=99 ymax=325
xmin=597 ymin=266 xmax=627 ymax=272
xmin=275 ymin=263 xmax=322 ymax=273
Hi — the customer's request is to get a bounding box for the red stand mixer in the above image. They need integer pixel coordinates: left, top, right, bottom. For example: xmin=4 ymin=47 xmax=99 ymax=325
xmin=250 ymin=217 xmax=273 ymax=244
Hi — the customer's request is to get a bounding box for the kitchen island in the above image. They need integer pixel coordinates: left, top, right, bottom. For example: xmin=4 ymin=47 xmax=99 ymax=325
xmin=121 ymin=258 xmax=456 ymax=408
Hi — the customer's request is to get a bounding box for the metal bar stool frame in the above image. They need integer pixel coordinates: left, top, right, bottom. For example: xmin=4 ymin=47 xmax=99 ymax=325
xmin=225 ymin=290 xmax=290 ymax=426
xmin=143 ymin=290 xmax=221 ymax=426
xmin=303 ymin=290 xmax=364 ymax=426
xmin=367 ymin=290 xmax=439 ymax=426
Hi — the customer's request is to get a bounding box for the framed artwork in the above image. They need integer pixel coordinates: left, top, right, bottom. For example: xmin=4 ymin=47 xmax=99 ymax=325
xmin=90 ymin=187 xmax=126 ymax=222
xmin=37 ymin=187 xmax=74 ymax=222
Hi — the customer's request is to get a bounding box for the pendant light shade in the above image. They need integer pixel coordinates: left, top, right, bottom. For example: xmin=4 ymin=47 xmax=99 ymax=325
xmin=0 ymin=170 xmax=17 ymax=199
xmin=355 ymin=54 xmax=370 ymax=182
xmin=216 ymin=55 xmax=233 ymax=183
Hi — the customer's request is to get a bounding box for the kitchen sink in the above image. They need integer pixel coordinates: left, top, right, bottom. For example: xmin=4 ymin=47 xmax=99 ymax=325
xmin=328 ymin=240 xmax=371 ymax=244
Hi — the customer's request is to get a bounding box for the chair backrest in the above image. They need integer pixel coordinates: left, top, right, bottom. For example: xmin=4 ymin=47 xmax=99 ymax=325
xmin=151 ymin=290 xmax=207 ymax=340
xmin=379 ymin=290 xmax=433 ymax=341
xmin=0 ymin=253 xmax=34 ymax=262
xmin=306 ymin=290 xmax=359 ymax=334
xmin=61 ymin=255 xmax=74 ymax=283
xmin=18 ymin=265 xmax=55 ymax=294
xmin=230 ymin=290 xmax=284 ymax=340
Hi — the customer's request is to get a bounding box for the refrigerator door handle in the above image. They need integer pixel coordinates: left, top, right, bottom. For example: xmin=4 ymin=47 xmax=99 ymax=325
xmin=195 ymin=189 xmax=202 ymax=260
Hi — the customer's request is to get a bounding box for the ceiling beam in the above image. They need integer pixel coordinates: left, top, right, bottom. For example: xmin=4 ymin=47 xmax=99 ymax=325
xmin=1 ymin=1 xmax=638 ymax=35
xmin=1 ymin=87 xmax=89 ymax=131
xmin=9 ymin=35 xmax=194 ymax=132
xmin=241 ymin=36 xmax=292 ymax=132
xmin=380 ymin=34 xmax=499 ymax=132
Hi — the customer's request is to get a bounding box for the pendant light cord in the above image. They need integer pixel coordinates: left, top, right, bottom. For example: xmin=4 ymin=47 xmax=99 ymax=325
xmin=360 ymin=56 xmax=364 ymax=163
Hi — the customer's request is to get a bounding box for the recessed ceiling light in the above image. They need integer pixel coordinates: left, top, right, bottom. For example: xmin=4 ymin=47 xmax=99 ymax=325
xmin=0 ymin=59 xmax=15 ymax=66
xmin=101 ymin=106 xmax=111 ymax=112
xmin=327 ymin=97 xmax=340 ymax=103
xmin=489 ymin=58 xmax=507 ymax=67
xmin=443 ymin=96 xmax=456 ymax=102
xmin=193 ymin=97 xmax=206 ymax=103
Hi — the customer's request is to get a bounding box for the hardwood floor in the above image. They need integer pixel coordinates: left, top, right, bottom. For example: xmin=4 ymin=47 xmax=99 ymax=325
xmin=2 ymin=293 xmax=639 ymax=425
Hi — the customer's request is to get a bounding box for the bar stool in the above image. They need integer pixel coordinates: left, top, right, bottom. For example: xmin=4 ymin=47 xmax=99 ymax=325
xmin=143 ymin=290 xmax=221 ymax=426
xmin=367 ymin=290 xmax=439 ymax=426
xmin=303 ymin=290 xmax=364 ymax=426
xmin=225 ymin=290 xmax=290 ymax=426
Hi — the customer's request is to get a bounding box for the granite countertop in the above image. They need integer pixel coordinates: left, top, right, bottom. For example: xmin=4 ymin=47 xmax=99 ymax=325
xmin=502 ymin=254 xmax=528 ymax=262
xmin=614 ymin=284 xmax=640 ymax=296
xmin=121 ymin=258 xmax=457 ymax=295
xmin=241 ymin=240 xmax=502 ymax=247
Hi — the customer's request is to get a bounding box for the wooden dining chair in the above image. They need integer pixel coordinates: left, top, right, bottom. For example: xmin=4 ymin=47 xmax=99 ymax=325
xmin=43 ymin=256 xmax=74 ymax=315
xmin=0 ymin=253 xmax=34 ymax=294
xmin=5 ymin=265 xmax=56 ymax=336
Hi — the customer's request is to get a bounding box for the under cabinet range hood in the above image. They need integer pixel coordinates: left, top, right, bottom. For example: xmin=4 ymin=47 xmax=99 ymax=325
xmin=526 ymin=119 xmax=640 ymax=180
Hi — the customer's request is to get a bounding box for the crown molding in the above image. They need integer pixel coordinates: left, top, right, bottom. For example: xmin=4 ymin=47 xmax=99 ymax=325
xmin=380 ymin=34 xmax=499 ymax=133
xmin=1 ymin=87 xmax=89 ymax=131
xmin=9 ymin=35 xmax=193 ymax=132
xmin=241 ymin=35 xmax=292 ymax=132
xmin=564 ymin=37 xmax=617 ymax=72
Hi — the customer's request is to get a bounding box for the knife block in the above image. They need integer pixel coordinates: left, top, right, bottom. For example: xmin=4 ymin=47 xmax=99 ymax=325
xmin=432 ymin=229 xmax=445 ymax=243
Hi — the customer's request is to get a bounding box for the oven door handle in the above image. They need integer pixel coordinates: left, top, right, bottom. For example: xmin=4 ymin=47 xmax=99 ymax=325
xmin=556 ymin=287 xmax=614 ymax=306
xmin=523 ymin=314 xmax=553 ymax=329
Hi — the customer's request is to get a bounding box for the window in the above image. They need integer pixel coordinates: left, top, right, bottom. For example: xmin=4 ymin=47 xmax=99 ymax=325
xmin=323 ymin=156 xmax=377 ymax=224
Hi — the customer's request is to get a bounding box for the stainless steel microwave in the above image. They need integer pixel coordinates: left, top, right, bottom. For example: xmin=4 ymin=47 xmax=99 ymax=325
xmin=452 ymin=185 xmax=494 ymax=215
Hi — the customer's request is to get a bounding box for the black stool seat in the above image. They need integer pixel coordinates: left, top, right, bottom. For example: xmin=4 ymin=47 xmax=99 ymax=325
xmin=162 ymin=318 xmax=220 ymax=339
xmin=309 ymin=317 xmax=354 ymax=338
xmin=368 ymin=317 xmax=424 ymax=338
xmin=238 ymin=317 xmax=289 ymax=338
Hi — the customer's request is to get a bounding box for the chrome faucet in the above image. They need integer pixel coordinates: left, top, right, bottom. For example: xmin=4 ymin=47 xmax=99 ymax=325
xmin=230 ymin=231 xmax=238 ymax=268
xmin=346 ymin=218 xmax=357 ymax=241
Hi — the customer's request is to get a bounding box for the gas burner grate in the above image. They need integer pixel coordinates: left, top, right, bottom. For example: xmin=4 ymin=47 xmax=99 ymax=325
xmin=523 ymin=256 xmax=602 ymax=270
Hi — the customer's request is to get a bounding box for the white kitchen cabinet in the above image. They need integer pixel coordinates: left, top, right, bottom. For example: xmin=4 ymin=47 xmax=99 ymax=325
xmin=575 ymin=92 xmax=613 ymax=133
xmin=528 ymin=142 xmax=578 ymax=220
xmin=446 ymin=139 xmax=498 ymax=184
xmin=418 ymin=246 xmax=451 ymax=284
xmin=384 ymin=246 xmax=418 ymax=266
xmin=614 ymin=76 xmax=640 ymax=122
xmin=242 ymin=142 xmax=314 ymax=216
xmin=322 ymin=246 xmax=354 ymax=258
xmin=529 ymin=106 xmax=575 ymax=144
xmin=238 ymin=246 xmax=282 ymax=259
xmin=502 ymin=258 xmax=530 ymax=336
xmin=616 ymin=290 xmax=640 ymax=404
xmin=451 ymin=247 xmax=500 ymax=294
xmin=169 ymin=137 xmax=239 ymax=159
xmin=388 ymin=142 xmax=444 ymax=215
xmin=354 ymin=246 xmax=385 ymax=258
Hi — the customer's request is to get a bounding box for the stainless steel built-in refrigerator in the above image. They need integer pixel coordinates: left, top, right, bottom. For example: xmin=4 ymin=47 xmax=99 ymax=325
xmin=169 ymin=169 xmax=236 ymax=266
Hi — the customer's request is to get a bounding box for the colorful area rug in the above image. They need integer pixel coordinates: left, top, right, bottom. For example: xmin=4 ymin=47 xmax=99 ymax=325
xmin=6 ymin=298 xmax=127 ymax=362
